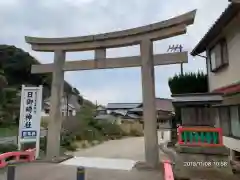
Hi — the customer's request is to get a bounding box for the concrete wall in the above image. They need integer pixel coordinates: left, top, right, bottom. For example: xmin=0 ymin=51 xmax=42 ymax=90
xmin=208 ymin=12 xmax=240 ymax=91
xmin=157 ymin=130 xmax=171 ymax=143
xmin=223 ymin=136 xmax=240 ymax=152
xmin=181 ymin=107 xmax=215 ymax=126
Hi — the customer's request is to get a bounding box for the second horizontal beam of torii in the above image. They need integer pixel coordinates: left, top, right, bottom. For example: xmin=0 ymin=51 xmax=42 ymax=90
xmin=31 ymin=51 xmax=187 ymax=73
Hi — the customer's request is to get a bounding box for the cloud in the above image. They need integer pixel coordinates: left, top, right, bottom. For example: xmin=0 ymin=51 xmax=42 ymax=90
xmin=0 ymin=0 xmax=230 ymax=105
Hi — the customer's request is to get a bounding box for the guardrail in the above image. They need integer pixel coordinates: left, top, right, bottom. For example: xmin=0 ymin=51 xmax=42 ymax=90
xmin=162 ymin=160 xmax=174 ymax=180
xmin=177 ymin=126 xmax=223 ymax=147
xmin=0 ymin=149 xmax=36 ymax=168
xmin=159 ymin=142 xmax=176 ymax=180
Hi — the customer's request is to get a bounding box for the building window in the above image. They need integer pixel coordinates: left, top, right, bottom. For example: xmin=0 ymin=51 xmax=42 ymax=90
xmin=218 ymin=107 xmax=231 ymax=136
xmin=209 ymin=39 xmax=228 ymax=72
xmin=230 ymin=106 xmax=240 ymax=138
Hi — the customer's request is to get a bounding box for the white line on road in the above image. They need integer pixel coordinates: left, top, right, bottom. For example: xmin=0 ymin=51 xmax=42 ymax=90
xmin=61 ymin=157 xmax=137 ymax=171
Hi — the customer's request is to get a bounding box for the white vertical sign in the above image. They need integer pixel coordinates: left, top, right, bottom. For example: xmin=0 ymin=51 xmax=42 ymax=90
xmin=18 ymin=85 xmax=42 ymax=158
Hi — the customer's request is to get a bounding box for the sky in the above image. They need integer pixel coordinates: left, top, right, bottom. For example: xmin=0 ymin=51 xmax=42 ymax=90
xmin=0 ymin=0 xmax=230 ymax=105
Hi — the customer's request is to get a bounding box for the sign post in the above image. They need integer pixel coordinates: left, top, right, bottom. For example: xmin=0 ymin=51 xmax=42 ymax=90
xmin=18 ymin=85 xmax=43 ymax=158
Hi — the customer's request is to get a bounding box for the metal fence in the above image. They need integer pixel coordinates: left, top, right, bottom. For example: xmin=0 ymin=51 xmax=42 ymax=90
xmin=0 ymin=129 xmax=47 ymax=145
xmin=0 ymin=136 xmax=17 ymax=145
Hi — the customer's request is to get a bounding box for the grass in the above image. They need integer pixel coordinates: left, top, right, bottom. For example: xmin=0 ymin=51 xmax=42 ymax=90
xmin=0 ymin=126 xmax=18 ymax=137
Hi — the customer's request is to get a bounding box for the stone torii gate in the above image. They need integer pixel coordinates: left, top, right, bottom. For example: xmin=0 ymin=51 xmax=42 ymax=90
xmin=25 ymin=10 xmax=196 ymax=167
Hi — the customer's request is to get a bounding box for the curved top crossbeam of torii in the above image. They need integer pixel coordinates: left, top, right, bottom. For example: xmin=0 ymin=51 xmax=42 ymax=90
xmin=25 ymin=10 xmax=196 ymax=52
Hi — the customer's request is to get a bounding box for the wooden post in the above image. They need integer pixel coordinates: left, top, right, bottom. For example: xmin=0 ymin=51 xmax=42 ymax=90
xmin=46 ymin=50 xmax=65 ymax=159
xmin=140 ymin=39 xmax=159 ymax=167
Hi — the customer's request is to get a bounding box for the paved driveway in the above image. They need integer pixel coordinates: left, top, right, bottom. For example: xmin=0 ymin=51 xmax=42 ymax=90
xmin=62 ymin=131 xmax=169 ymax=170
xmin=72 ymin=131 xmax=168 ymax=160
xmin=0 ymin=132 xmax=167 ymax=180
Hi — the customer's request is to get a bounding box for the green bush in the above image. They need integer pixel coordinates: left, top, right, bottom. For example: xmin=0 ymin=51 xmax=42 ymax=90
xmin=39 ymin=135 xmax=77 ymax=153
xmin=75 ymin=125 xmax=104 ymax=142
xmin=60 ymin=131 xmax=78 ymax=151
xmin=65 ymin=143 xmax=78 ymax=151
xmin=97 ymin=122 xmax=124 ymax=139
xmin=61 ymin=132 xmax=76 ymax=147
xmin=40 ymin=137 xmax=47 ymax=152
xmin=75 ymin=120 xmax=123 ymax=142
xmin=129 ymin=129 xmax=143 ymax=137
xmin=0 ymin=144 xmax=18 ymax=153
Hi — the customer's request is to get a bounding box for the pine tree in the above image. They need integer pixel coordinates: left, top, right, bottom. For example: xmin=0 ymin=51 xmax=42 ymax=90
xmin=168 ymin=72 xmax=208 ymax=94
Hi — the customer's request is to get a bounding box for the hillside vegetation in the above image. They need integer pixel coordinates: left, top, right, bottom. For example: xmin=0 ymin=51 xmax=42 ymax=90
xmin=0 ymin=45 xmax=84 ymax=126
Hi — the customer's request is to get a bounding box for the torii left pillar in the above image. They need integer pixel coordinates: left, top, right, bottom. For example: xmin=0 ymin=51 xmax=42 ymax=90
xmin=46 ymin=50 xmax=65 ymax=159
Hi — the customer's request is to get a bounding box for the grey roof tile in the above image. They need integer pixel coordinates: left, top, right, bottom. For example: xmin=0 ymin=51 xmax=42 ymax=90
xmin=106 ymin=103 xmax=140 ymax=109
xmin=130 ymin=98 xmax=174 ymax=112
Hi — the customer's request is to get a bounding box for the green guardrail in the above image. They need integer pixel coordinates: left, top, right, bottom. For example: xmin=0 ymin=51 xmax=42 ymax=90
xmin=181 ymin=131 xmax=219 ymax=144
xmin=178 ymin=127 xmax=223 ymax=146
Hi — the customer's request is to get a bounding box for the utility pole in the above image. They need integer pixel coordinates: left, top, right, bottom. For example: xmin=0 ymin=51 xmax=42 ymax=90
xmin=167 ymin=44 xmax=184 ymax=75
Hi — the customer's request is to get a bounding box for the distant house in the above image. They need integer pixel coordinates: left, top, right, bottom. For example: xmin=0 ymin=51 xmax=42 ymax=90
xmin=128 ymin=98 xmax=174 ymax=129
xmin=106 ymin=103 xmax=140 ymax=115
xmin=104 ymin=99 xmax=174 ymax=136
xmin=94 ymin=106 xmax=119 ymax=124
xmin=105 ymin=98 xmax=174 ymax=128
xmin=42 ymin=97 xmax=77 ymax=117
xmin=96 ymin=106 xmax=107 ymax=115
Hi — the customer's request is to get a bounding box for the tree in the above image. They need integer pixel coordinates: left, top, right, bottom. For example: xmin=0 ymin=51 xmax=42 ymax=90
xmin=0 ymin=45 xmax=83 ymax=99
xmin=168 ymin=72 xmax=208 ymax=94
xmin=2 ymin=87 xmax=20 ymax=124
xmin=0 ymin=64 xmax=20 ymax=126
xmin=0 ymin=66 xmax=8 ymax=123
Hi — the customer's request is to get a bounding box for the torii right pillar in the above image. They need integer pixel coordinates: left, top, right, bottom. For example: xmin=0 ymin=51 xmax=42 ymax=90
xmin=141 ymin=39 xmax=159 ymax=167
